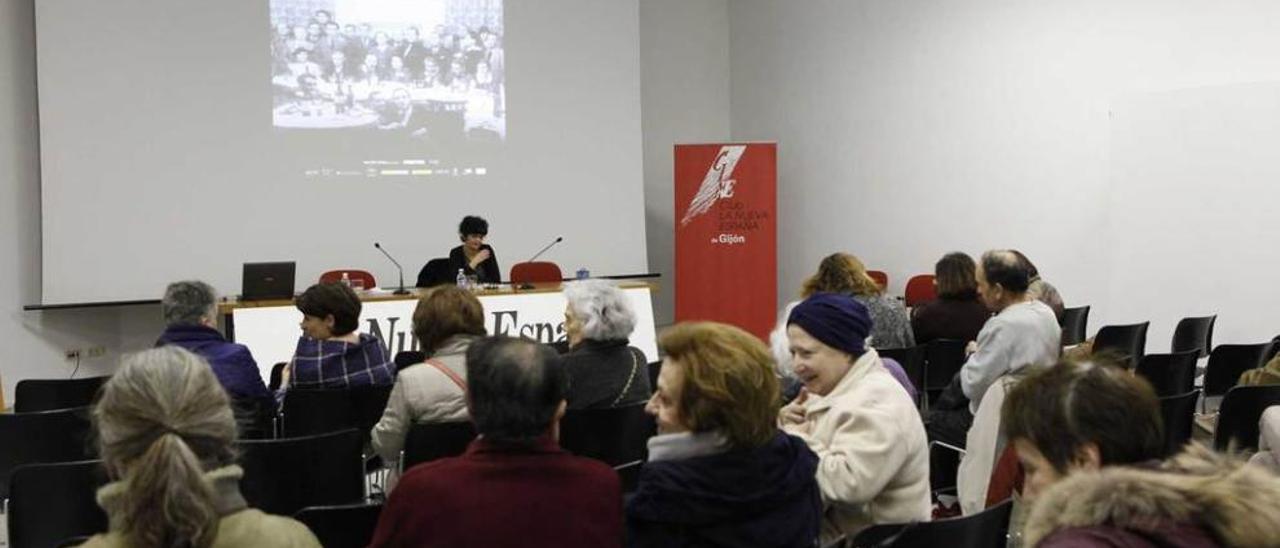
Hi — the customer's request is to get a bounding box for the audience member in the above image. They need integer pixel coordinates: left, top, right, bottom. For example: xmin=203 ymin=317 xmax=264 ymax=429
xmin=910 ymin=252 xmax=990 ymax=345
xmin=561 ymin=279 xmax=651 ymax=409
xmin=1249 ymin=406 xmax=1280 ymax=475
xmin=156 ymin=280 xmax=273 ymax=437
xmin=447 ymin=215 xmax=500 ymax=284
xmin=371 ymin=285 xmax=486 ymax=485
xmin=926 ymin=250 xmax=1059 ymax=447
xmin=627 ymin=322 xmax=821 ymax=547
xmin=367 ymin=337 xmax=622 ymax=547
xmin=1011 ymin=250 xmax=1065 ymax=321
xmin=280 ymin=282 xmax=394 ymax=394
xmin=1005 ymin=357 xmax=1280 ymax=546
xmin=82 ymin=347 xmax=319 ymax=548
xmin=778 ymin=293 xmax=930 ymax=543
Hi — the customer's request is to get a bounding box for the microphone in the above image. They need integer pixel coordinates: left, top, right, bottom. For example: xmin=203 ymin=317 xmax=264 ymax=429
xmin=373 ymin=242 xmax=410 ymax=295
xmin=527 ymin=236 xmax=564 ymax=263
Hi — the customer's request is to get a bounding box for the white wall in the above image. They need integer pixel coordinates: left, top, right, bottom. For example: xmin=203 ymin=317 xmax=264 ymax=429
xmin=0 ymin=0 xmax=163 ymax=403
xmin=639 ymin=0 xmax=731 ymax=325
xmin=729 ymin=0 xmax=1280 ymax=350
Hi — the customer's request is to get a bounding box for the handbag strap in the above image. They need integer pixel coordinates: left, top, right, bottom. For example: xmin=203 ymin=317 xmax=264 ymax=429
xmin=611 ymin=348 xmax=642 ymax=407
xmin=426 ymin=359 xmax=467 ymax=391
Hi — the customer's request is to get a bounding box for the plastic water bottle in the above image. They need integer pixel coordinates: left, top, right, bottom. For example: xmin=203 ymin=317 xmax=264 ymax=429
xmin=456 ymin=268 xmax=467 ymax=289
xmin=340 ymin=272 xmax=352 ymax=288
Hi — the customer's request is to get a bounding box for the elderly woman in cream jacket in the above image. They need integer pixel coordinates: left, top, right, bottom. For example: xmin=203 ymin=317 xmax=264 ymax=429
xmin=371 ymin=286 xmax=486 ymax=485
xmin=778 ymin=293 xmax=931 ymax=545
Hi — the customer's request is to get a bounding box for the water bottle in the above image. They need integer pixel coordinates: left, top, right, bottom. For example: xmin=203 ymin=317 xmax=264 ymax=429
xmin=340 ymin=272 xmax=352 ymax=288
xmin=576 ymin=268 xmax=590 ymax=280
xmin=456 ymin=268 xmax=467 ymax=288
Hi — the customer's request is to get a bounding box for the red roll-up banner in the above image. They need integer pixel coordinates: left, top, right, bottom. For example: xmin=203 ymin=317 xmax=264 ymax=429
xmin=674 ymin=143 xmax=777 ymax=339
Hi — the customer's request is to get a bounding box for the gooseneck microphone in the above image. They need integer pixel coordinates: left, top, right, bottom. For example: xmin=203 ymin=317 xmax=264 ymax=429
xmin=373 ymin=242 xmax=411 ymax=295
xmin=527 ymin=236 xmax=564 ymax=263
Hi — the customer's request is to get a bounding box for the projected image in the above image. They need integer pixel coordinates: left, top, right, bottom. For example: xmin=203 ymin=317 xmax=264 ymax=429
xmin=269 ymin=0 xmax=505 ymax=143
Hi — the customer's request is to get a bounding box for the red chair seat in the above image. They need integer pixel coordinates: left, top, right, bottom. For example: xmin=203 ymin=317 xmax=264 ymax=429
xmin=510 ymin=262 xmax=563 ymax=284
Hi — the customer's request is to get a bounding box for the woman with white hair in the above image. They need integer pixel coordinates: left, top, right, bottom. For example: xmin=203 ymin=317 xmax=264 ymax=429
xmin=82 ymin=346 xmax=319 ymax=548
xmin=561 ymin=279 xmax=651 ymax=409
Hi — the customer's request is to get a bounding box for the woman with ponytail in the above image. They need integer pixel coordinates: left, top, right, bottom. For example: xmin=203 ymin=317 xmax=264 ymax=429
xmin=82 ymin=346 xmax=319 ymax=548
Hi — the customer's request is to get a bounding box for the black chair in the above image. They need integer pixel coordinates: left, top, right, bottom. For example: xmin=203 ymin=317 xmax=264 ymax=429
xmin=559 ymin=403 xmax=656 ymax=466
xmin=294 ymin=503 xmax=384 ymax=548
xmin=614 ymin=460 xmax=643 ymax=494
xmin=850 ymin=499 xmax=1012 ymax=547
xmin=1203 ymin=342 xmax=1276 ymax=402
xmin=1158 ymin=390 xmax=1199 ymax=456
xmin=402 ymin=421 xmax=477 ymax=470
xmin=350 ymin=385 xmax=394 ymax=439
xmin=1213 ymin=385 xmax=1280 ymax=452
xmin=1059 ymin=305 xmax=1090 ymax=346
xmin=415 ymin=258 xmax=454 ymax=288
xmin=268 ymin=362 xmax=287 ymax=392
xmin=1171 ymin=315 xmax=1216 ymax=358
xmin=1093 ymin=322 xmax=1149 ymax=368
xmin=393 ymin=351 xmax=426 ymax=372
xmin=923 ymin=339 xmax=966 ymax=409
xmin=280 ymin=389 xmax=355 ymax=438
xmin=646 ymin=361 xmax=662 ymax=390
xmin=238 ymin=429 xmax=365 ymax=516
xmin=7 ymin=460 xmax=109 ymax=548
xmin=13 ymin=376 xmax=110 ymax=413
xmin=879 ymin=346 xmax=925 ymax=408
xmin=0 ymin=406 xmax=94 ymax=500
xmin=1136 ymin=350 xmax=1199 ymax=397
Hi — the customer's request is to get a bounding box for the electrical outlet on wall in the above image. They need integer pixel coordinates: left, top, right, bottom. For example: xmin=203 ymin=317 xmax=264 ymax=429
xmin=87 ymin=347 xmax=107 ymax=358
xmin=65 ymin=349 xmax=81 ymax=360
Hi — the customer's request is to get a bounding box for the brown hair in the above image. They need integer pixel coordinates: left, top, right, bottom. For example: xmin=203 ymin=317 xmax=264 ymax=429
xmin=935 ymin=252 xmax=978 ymax=299
xmin=1001 ymin=354 xmax=1165 ymax=474
xmin=94 ymin=346 xmax=238 ymax=548
xmin=659 ymin=322 xmax=780 ymax=449
xmin=413 ymin=285 xmax=486 ymax=354
xmin=295 ymin=282 xmax=362 ymax=335
xmin=800 ymin=252 xmax=882 ymax=298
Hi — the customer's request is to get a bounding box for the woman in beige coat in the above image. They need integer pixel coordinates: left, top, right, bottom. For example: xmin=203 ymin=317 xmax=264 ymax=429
xmin=82 ymin=346 xmax=318 ymax=548
xmin=778 ymin=293 xmax=930 ymax=545
xmin=370 ymin=285 xmax=486 ymax=484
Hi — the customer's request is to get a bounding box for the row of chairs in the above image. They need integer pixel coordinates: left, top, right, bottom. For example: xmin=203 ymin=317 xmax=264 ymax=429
xmin=877 ymin=340 xmax=968 ymax=410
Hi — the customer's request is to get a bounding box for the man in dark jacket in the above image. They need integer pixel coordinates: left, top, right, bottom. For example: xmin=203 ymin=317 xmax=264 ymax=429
xmin=368 ymin=336 xmax=622 ymax=548
xmin=156 ymin=280 xmax=274 ymax=436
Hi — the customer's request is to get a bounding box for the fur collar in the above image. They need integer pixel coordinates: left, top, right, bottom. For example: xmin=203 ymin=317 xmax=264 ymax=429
xmin=1024 ymin=445 xmax=1280 ymax=546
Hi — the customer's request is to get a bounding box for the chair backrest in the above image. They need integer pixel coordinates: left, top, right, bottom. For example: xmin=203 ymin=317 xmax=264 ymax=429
xmin=867 ymin=270 xmax=889 ymax=290
xmin=0 ymin=406 xmax=95 ymax=499
xmin=1093 ymin=322 xmax=1150 ymax=367
xmin=1158 ymin=390 xmax=1200 ymax=456
xmin=1136 ymin=350 xmax=1199 ymax=397
xmin=349 ymin=385 xmax=394 ymax=438
xmin=559 ymin=403 xmax=655 ymax=466
xmin=294 ymin=503 xmax=384 ymax=548
xmin=646 ymin=361 xmax=662 ymax=390
xmin=319 ymin=269 xmax=377 ymax=289
xmin=878 ymin=346 xmax=925 ymax=407
xmin=1204 ymin=342 xmax=1277 ymax=398
xmin=402 ymin=421 xmax=477 ymax=470
xmin=7 ymin=459 xmax=109 ymax=548
xmin=1059 ymin=305 xmax=1090 ymax=346
xmin=851 ymin=499 xmax=1013 ymax=548
xmin=14 ymin=376 xmax=110 ymax=413
xmin=1214 ymin=385 xmax=1280 ymax=451
xmin=510 ymin=261 xmax=563 ymax=284
xmin=269 ymin=362 xmax=287 ymax=392
xmin=238 ymin=429 xmax=365 ymax=516
xmin=923 ymin=339 xmax=967 ymax=394
xmin=1171 ymin=315 xmax=1216 ymax=358
xmin=415 ymin=258 xmax=454 ymax=288
xmin=903 ymin=275 xmax=937 ymax=308
xmin=280 ymin=389 xmax=355 ymax=438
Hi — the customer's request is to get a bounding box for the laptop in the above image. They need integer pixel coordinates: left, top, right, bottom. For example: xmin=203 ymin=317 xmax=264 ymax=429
xmin=241 ymin=262 xmax=296 ymax=301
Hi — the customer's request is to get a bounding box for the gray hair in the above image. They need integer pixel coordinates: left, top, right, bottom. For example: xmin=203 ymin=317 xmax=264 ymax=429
xmin=563 ymin=279 xmax=637 ymax=342
xmin=94 ymin=346 xmax=236 ymax=548
xmin=162 ymin=281 xmax=217 ymax=326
